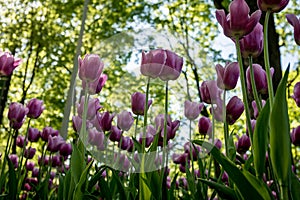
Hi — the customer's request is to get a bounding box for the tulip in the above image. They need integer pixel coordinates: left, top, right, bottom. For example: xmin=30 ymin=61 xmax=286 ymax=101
xmin=77 ymin=96 xmax=101 ymax=120
xmin=26 ymin=161 xmax=35 ymax=171
xmin=9 ymin=154 xmax=18 ymax=168
xmin=291 ymin=126 xmax=300 ymax=146
xmin=41 ymin=127 xmax=59 ymax=142
xmin=215 ymin=139 xmax=222 ymax=150
xmin=26 ymin=98 xmax=44 ymax=119
xmin=252 ymin=100 xmax=266 ymax=119
xmin=109 ymin=126 xmax=122 ymax=142
xmin=215 ymin=62 xmax=240 ymax=90
xmin=8 ymin=102 xmax=29 ymax=129
xmin=82 ymin=73 xmax=108 ymax=95
xmin=184 ymin=142 xmax=201 ymax=160
xmin=286 ymin=14 xmax=300 ymax=46
xmin=210 ymin=101 xmax=224 ymax=122
xmin=78 ymin=54 xmax=104 ymax=83
xmin=117 ymin=110 xmax=134 ymax=131
xmin=216 ymin=0 xmax=261 ymax=39
xmin=246 ymin=64 xmax=274 ymax=95
xmin=184 ymin=100 xmax=204 ymax=120
xmin=88 ymin=128 xmax=105 ymax=150
xmin=226 ymin=96 xmax=244 ymax=125
xmin=155 ymin=114 xmax=180 ymax=141
xmin=140 ymin=49 xmax=183 ymax=81
xmin=51 ymin=155 xmax=62 ymax=167
xmin=240 ymin=23 xmax=264 ymax=58
xmin=16 ymin=135 xmax=26 ymax=148
xmin=0 ymin=51 xmax=22 ymax=76
xmin=246 ymin=119 xmax=257 ymax=136
xmin=292 ymin=82 xmax=300 ymax=107
xmin=38 ymin=156 xmax=50 ymax=166
xmin=200 ymin=80 xmax=222 ymax=104
xmin=139 ymin=131 xmax=154 ymax=148
xmin=172 ymin=153 xmax=189 ymax=165
xmin=131 ymin=92 xmax=152 ymax=116
xmin=24 ymin=147 xmax=36 ymax=159
xmin=28 ymin=127 xmax=40 ymax=142
xmin=59 ymin=143 xmax=72 ymax=157
xmin=198 ymin=116 xmax=212 ymax=137
xmin=119 ymin=136 xmax=133 ymax=152
xmin=236 ymin=134 xmax=251 ymax=154
xmin=32 ymin=168 xmax=39 ymax=177
xmin=47 ymin=135 xmax=65 ymax=152
xmin=258 ymin=0 xmax=289 ymax=13
xmin=97 ymin=111 xmax=115 ymax=132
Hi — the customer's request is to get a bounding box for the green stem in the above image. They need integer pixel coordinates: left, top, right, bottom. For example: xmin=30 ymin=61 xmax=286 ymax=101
xmin=207 ymin=109 xmax=215 ymax=179
xmin=0 ymin=129 xmax=12 ymax=191
xmin=280 ymin=184 xmax=289 ymax=200
xmin=235 ymin=36 xmax=253 ymax=140
xmin=249 ymin=56 xmax=262 ymax=111
xmin=17 ymin=119 xmax=31 ymax=177
xmin=222 ymin=91 xmax=229 ymax=157
xmin=263 ymin=10 xmax=274 ymax=106
xmin=189 ymin=120 xmax=195 ymax=178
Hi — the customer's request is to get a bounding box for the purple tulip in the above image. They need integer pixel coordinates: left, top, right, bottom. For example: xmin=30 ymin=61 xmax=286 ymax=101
xmin=246 ymin=64 xmax=274 ymax=95
xmin=119 ymin=136 xmax=133 ymax=152
xmin=32 ymin=168 xmax=39 ymax=177
xmin=26 ymin=98 xmax=44 ymax=119
xmin=140 ymin=49 xmax=183 ymax=81
xmin=258 ymin=0 xmax=289 ymax=13
xmin=97 ymin=111 xmax=115 ymax=132
xmin=291 ymin=126 xmax=300 ymax=146
xmin=131 ymin=92 xmax=152 ymax=116
xmin=0 ymin=51 xmax=21 ymax=76
xmin=109 ymin=126 xmax=122 ymax=142
xmin=26 ymin=161 xmax=35 ymax=171
xmin=88 ymin=128 xmax=105 ymax=150
xmin=59 ymin=143 xmax=72 ymax=157
xmin=9 ymin=154 xmax=18 ymax=168
xmin=236 ymin=134 xmax=251 ymax=154
xmin=28 ymin=127 xmax=40 ymax=142
xmin=38 ymin=156 xmax=50 ymax=166
xmin=51 ymin=155 xmax=62 ymax=167
xmin=155 ymin=114 xmax=180 ymax=141
xmin=78 ymin=54 xmax=104 ymax=83
xmin=77 ymin=96 xmax=101 ymax=120
xmin=292 ymin=82 xmax=300 ymax=107
xmin=47 ymin=135 xmax=65 ymax=152
xmin=215 ymin=62 xmax=240 ymax=90
xmin=246 ymin=119 xmax=257 ymax=136
xmin=41 ymin=127 xmax=59 ymax=142
xmin=24 ymin=147 xmax=36 ymax=159
xmin=16 ymin=135 xmax=26 ymax=148
xmin=117 ymin=110 xmax=134 ymax=131
xmin=210 ymin=101 xmax=224 ymax=122
xmin=286 ymin=14 xmax=300 ymax=46
xmin=198 ymin=116 xmax=212 ymax=137
xmin=215 ymin=139 xmax=222 ymax=150
xmin=184 ymin=100 xmax=204 ymax=120
xmin=82 ymin=73 xmax=108 ymax=95
xmin=240 ymin=23 xmax=263 ymax=58
xmin=226 ymin=96 xmax=244 ymax=125
xmin=139 ymin=128 xmax=154 ymax=148
xmin=172 ymin=153 xmax=189 ymax=165
xmin=216 ymin=0 xmax=261 ymax=39
xmin=8 ymin=102 xmax=29 ymax=129
xmin=184 ymin=142 xmax=201 ymax=160
xmin=200 ymin=80 xmax=222 ymax=104
xmin=252 ymin=100 xmax=266 ymax=119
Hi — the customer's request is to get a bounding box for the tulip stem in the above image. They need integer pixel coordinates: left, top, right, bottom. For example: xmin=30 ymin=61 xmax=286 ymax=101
xmin=263 ymin=10 xmax=274 ymax=106
xmin=142 ymin=77 xmax=151 ymax=153
xmin=189 ymin=120 xmax=195 ymax=178
xmin=235 ymin=36 xmax=253 ymax=140
xmin=79 ymin=85 xmax=89 ymax=157
xmin=249 ymin=56 xmax=262 ymax=111
xmin=207 ymin=110 xmax=215 ymax=179
xmin=222 ymin=91 xmax=229 ymax=157
xmin=0 ymin=129 xmax=13 ymax=191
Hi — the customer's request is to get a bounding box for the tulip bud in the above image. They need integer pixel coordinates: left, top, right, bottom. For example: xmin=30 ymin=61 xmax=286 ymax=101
xmin=41 ymin=127 xmax=59 ymax=142
xmin=0 ymin=51 xmax=22 ymax=76
xmin=16 ymin=135 xmax=26 ymax=148
xmin=292 ymin=82 xmax=300 ymax=107
xmin=51 ymin=155 xmax=62 ymax=167
xmin=131 ymin=92 xmax=152 ymax=116
xmin=82 ymin=73 xmax=108 ymax=95
xmin=286 ymin=14 xmax=300 ymax=46
xmin=240 ymin=23 xmax=264 ymax=58
xmin=198 ymin=116 xmax=212 ymax=137
xmin=88 ymin=128 xmax=105 ymax=150
xmin=258 ymin=0 xmax=289 ymax=13
xmin=251 ymin=100 xmax=266 ymax=119
xmin=291 ymin=126 xmax=300 ymax=146
xmin=214 ymin=139 xmax=222 ymax=150
xmin=200 ymin=80 xmax=222 ymax=104
xmin=24 ymin=147 xmax=36 ymax=159
xmin=117 ymin=111 xmax=134 ymax=131
xmin=77 ymin=96 xmax=101 ymax=120
xmin=9 ymin=154 xmax=18 ymax=168
xmin=26 ymin=98 xmax=45 ymax=119
xmin=172 ymin=153 xmax=188 ymax=165
xmin=59 ymin=143 xmax=72 ymax=157
xmin=215 ymin=62 xmax=240 ymax=90
xmin=119 ymin=136 xmax=134 ymax=152
xmin=216 ymin=0 xmax=261 ymax=39
xmin=184 ymin=100 xmax=204 ymax=120
xmin=8 ymin=102 xmax=29 ymax=129
xmin=26 ymin=161 xmax=35 ymax=171
xmin=109 ymin=126 xmax=122 ymax=142
xmin=78 ymin=54 xmax=104 ymax=83
xmin=97 ymin=111 xmax=115 ymax=132
xmin=236 ymin=134 xmax=251 ymax=154
xmin=226 ymin=96 xmax=244 ymax=125
xmin=47 ymin=135 xmax=65 ymax=153
xmin=28 ymin=127 xmax=40 ymax=142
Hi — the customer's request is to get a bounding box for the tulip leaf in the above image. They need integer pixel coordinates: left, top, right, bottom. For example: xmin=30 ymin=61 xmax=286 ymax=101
xmin=7 ymin=157 xmax=17 ymax=200
xmin=193 ymin=140 xmax=265 ymax=200
xmin=253 ymin=100 xmax=270 ymax=179
xmin=198 ymin=178 xmax=237 ymax=200
xmin=71 ymin=143 xmax=85 ymax=184
xmin=291 ymin=172 xmax=300 ymax=200
xmin=269 ymin=66 xmax=291 ymax=186
xmin=73 ymin=161 xmax=93 ymax=199
xmin=87 ymin=166 xmax=107 ymax=191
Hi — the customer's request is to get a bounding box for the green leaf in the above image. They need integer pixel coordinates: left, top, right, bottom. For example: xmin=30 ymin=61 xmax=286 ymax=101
xmin=290 ymin=172 xmax=300 ymax=200
xmin=148 ymin=171 xmax=161 ymax=200
xmin=198 ymin=178 xmax=237 ymax=200
xmin=269 ymin=66 xmax=291 ymax=186
xmin=252 ymin=100 xmax=270 ymax=179
xmin=58 ymin=175 xmax=64 ymax=200
xmin=71 ymin=143 xmax=85 ymax=184
xmin=7 ymin=157 xmax=17 ymax=200
xmin=87 ymin=166 xmax=107 ymax=191
xmin=73 ymin=161 xmax=93 ymax=199
xmin=193 ymin=140 xmax=266 ymax=200
xmin=167 ymin=173 xmax=178 ymax=200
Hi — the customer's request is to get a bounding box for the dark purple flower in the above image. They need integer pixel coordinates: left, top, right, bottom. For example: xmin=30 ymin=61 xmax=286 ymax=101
xmin=32 ymin=167 xmax=39 ymax=177
xmin=216 ymin=62 xmax=240 ymax=90
xmin=131 ymin=92 xmax=152 ymax=116
xmin=51 ymin=155 xmax=62 ymax=167
xmin=246 ymin=119 xmax=256 ymax=136
xmin=240 ymin=23 xmax=264 ymax=58
xmin=172 ymin=153 xmax=189 ymax=165
xmin=82 ymin=73 xmax=108 ymax=95
xmin=24 ymin=147 xmax=36 ymax=159
xmin=226 ymin=96 xmax=244 ymax=125
xmin=59 ymin=143 xmax=72 ymax=157
xmin=26 ymin=161 xmax=35 ymax=171
xmin=38 ymin=156 xmax=50 ymax=166
xmin=8 ymin=102 xmax=29 ymax=129
xmin=258 ymin=0 xmax=289 ymax=13
xmin=117 ymin=110 xmax=134 ymax=131
xmin=0 ymin=51 xmax=21 ymax=76
xmin=252 ymin=100 xmax=266 ymax=119
xmin=28 ymin=127 xmax=40 ymax=142
xmin=119 ymin=136 xmax=133 ymax=152
xmin=109 ymin=126 xmax=122 ymax=142
xmin=291 ymin=126 xmax=300 ymax=146
xmin=26 ymin=98 xmax=44 ymax=119
xmin=16 ymin=135 xmax=26 ymax=148
xmin=292 ymin=82 xmax=300 ymax=107
xmin=47 ymin=135 xmax=65 ymax=153
xmin=200 ymin=80 xmax=222 ymax=104
xmin=236 ymin=134 xmax=251 ymax=154
xmin=216 ymin=0 xmax=261 ymax=39
xmin=184 ymin=100 xmax=204 ymax=120
xmin=78 ymin=54 xmax=104 ymax=83
xmin=77 ymin=96 xmax=101 ymax=120
xmin=286 ymin=14 xmax=300 ymax=46
xmin=97 ymin=111 xmax=115 ymax=132
xmin=41 ymin=127 xmax=59 ymax=142
xmin=198 ymin=116 xmax=212 ymax=137
xmin=9 ymin=154 xmax=18 ymax=168
xmin=215 ymin=139 xmax=222 ymax=150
